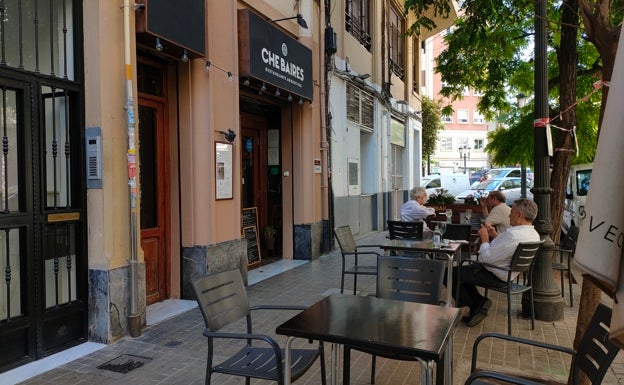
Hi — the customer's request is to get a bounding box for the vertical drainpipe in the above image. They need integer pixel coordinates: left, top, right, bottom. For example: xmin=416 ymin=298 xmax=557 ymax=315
xmin=123 ymin=0 xmax=141 ymax=337
xmin=320 ymin=1 xmax=331 ymax=251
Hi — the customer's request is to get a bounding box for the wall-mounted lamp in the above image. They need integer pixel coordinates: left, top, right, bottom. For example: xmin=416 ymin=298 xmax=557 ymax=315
xmin=269 ymin=14 xmax=308 ymax=29
xmin=155 ymin=38 xmax=164 ymax=52
xmin=134 ymin=3 xmax=145 ymax=11
xmin=275 ymin=88 xmax=281 ymax=97
xmin=298 ymin=97 xmax=304 ymax=105
xmin=227 ymin=71 xmax=233 ymax=79
xmin=243 ymin=77 xmax=250 ymax=86
xmin=205 ymin=60 xmax=211 ymax=71
xmin=218 ymin=129 xmax=237 ymax=143
xmin=181 ymin=49 xmax=189 ymax=63
xmin=287 ymin=93 xmax=293 ymax=102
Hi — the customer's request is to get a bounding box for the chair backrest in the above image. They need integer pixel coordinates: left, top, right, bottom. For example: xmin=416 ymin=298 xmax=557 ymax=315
xmin=573 ymin=303 xmax=620 ymax=385
xmin=443 ymin=223 xmax=472 ymax=241
xmin=562 ymin=225 xmax=579 ymax=251
xmin=334 ymin=225 xmax=357 ymax=253
xmin=387 ymin=220 xmax=424 ymax=240
xmin=376 ymin=256 xmax=445 ymax=304
xmin=508 ymin=241 xmax=544 ymax=273
xmin=192 ymin=269 xmax=250 ymax=332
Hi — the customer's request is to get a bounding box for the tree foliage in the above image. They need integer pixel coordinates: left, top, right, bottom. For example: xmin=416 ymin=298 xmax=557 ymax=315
xmin=421 ymin=96 xmax=445 ymax=164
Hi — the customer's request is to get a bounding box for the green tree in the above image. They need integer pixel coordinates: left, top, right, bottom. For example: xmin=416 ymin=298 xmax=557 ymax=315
xmin=421 ymin=96 xmax=445 ymax=175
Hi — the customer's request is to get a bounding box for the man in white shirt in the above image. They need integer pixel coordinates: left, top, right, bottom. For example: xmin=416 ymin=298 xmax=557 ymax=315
xmin=453 ymin=198 xmax=540 ymax=326
xmin=480 ymin=190 xmax=511 ymax=234
xmin=400 ymin=186 xmax=435 ymax=222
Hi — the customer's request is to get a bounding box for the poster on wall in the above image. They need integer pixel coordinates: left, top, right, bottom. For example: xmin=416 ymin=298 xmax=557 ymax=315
xmin=215 ymin=141 xmax=233 ymax=200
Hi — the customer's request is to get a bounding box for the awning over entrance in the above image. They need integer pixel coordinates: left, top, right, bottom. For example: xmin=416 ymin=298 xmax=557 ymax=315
xmin=238 ymin=9 xmax=313 ymax=101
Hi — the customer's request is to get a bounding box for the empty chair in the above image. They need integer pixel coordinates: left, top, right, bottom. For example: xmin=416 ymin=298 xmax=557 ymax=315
xmin=552 ymin=225 xmax=579 ymax=306
xmin=468 ymin=303 xmax=619 ymax=385
xmin=334 ymin=225 xmax=382 ymax=294
xmin=387 ymin=220 xmax=424 ymax=240
xmin=442 ymin=223 xmax=472 ymax=260
xmin=343 ymin=256 xmax=446 ymax=384
xmin=460 ymin=241 xmax=543 ymax=335
xmin=192 ymin=269 xmax=326 ymax=385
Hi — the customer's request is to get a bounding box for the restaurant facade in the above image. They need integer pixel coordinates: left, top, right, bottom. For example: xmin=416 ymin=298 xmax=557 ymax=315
xmin=0 ymin=0 xmax=455 ymax=372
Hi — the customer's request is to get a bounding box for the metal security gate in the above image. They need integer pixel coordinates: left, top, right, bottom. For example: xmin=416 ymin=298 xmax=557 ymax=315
xmin=0 ymin=0 xmax=87 ymax=373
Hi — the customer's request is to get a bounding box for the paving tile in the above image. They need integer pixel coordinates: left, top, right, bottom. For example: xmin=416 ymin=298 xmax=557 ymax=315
xmin=12 ymin=230 xmax=624 ymax=385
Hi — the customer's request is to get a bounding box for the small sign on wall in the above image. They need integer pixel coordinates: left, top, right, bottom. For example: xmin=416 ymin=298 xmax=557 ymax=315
xmin=314 ymin=158 xmax=321 ymax=174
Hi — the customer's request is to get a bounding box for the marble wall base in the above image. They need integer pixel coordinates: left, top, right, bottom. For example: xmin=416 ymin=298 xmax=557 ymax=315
xmin=88 ymin=262 xmax=146 ymax=344
xmin=294 ymin=221 xmax=323 ymax=260
xmin=181 ymin=238 xmax=247 ymax=300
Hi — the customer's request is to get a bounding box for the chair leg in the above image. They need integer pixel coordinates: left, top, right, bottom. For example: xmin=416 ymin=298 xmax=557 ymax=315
xmin=343 ymin=346 xmax=351 ymax=384
xmin=341 ymin=273 xmax=345 ymax=294
xmin=319 ymin=342 xmax=327 ymax=385
xmin=353 ymin=274 xmax=358 ymax=295
xmin=530 ymin=288 xmax=535 ymax=330
xmin=370 ymin=354 xmax=377 ymax=384
xmin=568 ymin=269 xmax=574 ymax=307
xmin=507 ymin=288 xmax=512 ymax=335
xmin=560 ymin=270 xmax=564 ymax=298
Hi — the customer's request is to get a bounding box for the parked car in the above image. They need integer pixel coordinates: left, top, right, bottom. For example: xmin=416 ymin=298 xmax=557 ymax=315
xmin=562 ymin=163 xmax=592 ymax=236
xmin=455 ymin=177 xmax=533 ymax=206
xmin=469 ymin=169 xmax=489 ymax=185
xmin=421 ymin=173 xmax=472 ymax=197
xmin=484 ymin=167 xmax=529 ymax=180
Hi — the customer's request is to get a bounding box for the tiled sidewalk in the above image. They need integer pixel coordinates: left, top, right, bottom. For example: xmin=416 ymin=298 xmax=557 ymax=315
xmin=13 ymin=231 xmax=624 ymax=384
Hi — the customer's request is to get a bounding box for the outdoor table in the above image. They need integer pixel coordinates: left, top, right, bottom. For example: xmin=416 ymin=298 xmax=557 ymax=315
xmin=276 ymin=293 xmax=461 ymax=385
xmin=380 ymin=239 xmax=464 ymax=307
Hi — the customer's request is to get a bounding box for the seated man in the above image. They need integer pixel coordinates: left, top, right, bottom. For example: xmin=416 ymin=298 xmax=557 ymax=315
xmin=479 ymin=190 xmax=511 ymax=234
xmin=451 ymin=198 xmax=540 ymax=327
xmin=400 ymin=186 xmax=435 ymax=222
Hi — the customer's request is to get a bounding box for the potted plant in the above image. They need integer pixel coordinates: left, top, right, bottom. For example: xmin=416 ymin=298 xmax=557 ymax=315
xmin=263 ymin=225 xmax=277 ymax=252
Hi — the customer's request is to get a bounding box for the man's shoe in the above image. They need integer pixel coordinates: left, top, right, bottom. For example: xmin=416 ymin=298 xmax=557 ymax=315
xmin=481 ymin=298 xmax=492 ymax=312
xmin=467 ymin=308 xmax=487 ymax=327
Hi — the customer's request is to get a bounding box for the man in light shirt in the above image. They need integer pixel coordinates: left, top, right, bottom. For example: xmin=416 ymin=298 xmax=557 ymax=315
xmin=400 ymin=186 xmax=435 ymax=222
xmin=480 ymin=190 xmax=511 ymax=234
xmin=452 ymin=198 xmax=540 ymax=327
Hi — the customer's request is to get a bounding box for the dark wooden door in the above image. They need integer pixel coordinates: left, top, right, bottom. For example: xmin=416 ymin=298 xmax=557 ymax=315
xmin=241 ymin=113 xmax=267 ymax=233
xmin=139 ymin=98 xmax=169 ymax=305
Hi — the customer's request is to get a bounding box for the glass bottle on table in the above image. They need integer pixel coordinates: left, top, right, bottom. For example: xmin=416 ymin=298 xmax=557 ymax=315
xmin=433 ymin=225 xmax=442 ymax=247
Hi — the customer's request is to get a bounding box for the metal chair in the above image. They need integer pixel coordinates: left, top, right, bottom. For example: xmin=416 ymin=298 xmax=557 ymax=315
xmin=387 ymin=220 xmax=424 ymax=239
xmin=343 ymin=256 xmax=446 ymax=384
xmin=469 ymin=303 xmax=620 ymax=385
xmin=192 ymin=270 xmax=326 ymax=385
xmin=460 ymin=241 xmax=544 ymax=335
xmin=334 ymin=225 xmax=382 ymax=294
xmin=552 ymin=225 xmax=579 ymax=306
xmin=442 ymin=223 xmax=472 ymax=260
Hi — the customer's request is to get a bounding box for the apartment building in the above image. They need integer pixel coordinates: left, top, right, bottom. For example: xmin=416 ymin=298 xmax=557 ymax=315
xmin=422 ymin=30 xmax=490 ymax=175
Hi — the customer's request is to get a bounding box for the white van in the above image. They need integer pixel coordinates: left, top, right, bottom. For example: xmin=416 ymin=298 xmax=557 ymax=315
xmin=562 ymin=163 xmax=592 ymax=235
xmin=421 ymin=173 xmax=471 ymax=197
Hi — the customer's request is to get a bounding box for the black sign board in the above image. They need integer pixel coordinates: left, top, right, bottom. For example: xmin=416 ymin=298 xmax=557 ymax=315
xmin=242 ymin=207 xmax=261 ymax=265
xmin=238 ymin=9 xmax=313 ymax=100
xmin=243 ymin=226 xmax=261 ymax=265
xmin=145 ymin=0 xmax=205 ymax=56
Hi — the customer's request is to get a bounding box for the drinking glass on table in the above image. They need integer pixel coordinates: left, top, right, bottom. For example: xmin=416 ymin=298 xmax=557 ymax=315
xmin=438 ymin=222 xmax=447 ymax=240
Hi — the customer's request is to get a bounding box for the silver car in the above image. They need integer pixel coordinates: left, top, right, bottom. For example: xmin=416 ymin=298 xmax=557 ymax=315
xmin=455 ymin=177 xmax=533 ymax=206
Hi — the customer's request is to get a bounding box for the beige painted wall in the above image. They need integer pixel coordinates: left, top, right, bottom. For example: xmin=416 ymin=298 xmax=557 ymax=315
xmin=84 ymin=0 xmax=136 ymax=270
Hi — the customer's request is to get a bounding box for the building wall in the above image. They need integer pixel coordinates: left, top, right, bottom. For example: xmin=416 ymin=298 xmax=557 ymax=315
xmin=81 ymin=0 xmax=326 ymax=343
xmin=424 ymin=31 xmax=490 ymax=175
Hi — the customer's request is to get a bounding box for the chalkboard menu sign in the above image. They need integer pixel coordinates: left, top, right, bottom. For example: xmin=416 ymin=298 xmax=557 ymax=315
xmin=242 ymin=207 xmax=261 ymax=266
xmin=243 ymin=226 xmax=261 ymax=265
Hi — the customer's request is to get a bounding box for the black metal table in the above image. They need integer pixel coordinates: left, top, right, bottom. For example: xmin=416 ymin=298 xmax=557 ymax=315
xmin=380 ymin=239 xmax=464 ymax=307
xmin=276 ymin=293 xmax=461 ymax=385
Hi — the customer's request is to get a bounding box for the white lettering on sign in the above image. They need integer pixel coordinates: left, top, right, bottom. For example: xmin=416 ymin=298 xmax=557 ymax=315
xmin=587 ymin=215 xmax=624 ymax=247
xmin=261 ymin=47 xmax=305 ymax=82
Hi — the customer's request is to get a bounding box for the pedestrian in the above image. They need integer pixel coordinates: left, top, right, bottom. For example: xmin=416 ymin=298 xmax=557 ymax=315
xmin=450 ymin=198 xmax=540 ymax=327
xmin=400 ymin=186 xmax=435 ymax=222
xmin=480 ymin=190 xmax=511 ymax=235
